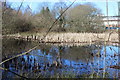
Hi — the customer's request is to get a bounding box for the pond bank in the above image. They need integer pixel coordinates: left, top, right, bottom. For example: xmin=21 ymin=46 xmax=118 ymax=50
xmin=3 ymin=32 xmax=119 ymax=43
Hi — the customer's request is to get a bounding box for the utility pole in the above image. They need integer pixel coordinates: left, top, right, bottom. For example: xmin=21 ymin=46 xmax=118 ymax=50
xmin=106 ymin=0 xmax=109 ymax=28
xmin=103 ymin=1 xmax=109 ymax=78
xmin=118 ymin=1 xmax=120 ymax=79
xmin=118 ymin=2 xmax=120 ymax=43
xmin=118 ymin=2 xmax=120 ymax=27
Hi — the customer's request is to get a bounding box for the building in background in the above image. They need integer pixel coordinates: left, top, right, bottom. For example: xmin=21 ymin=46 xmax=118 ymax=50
xmin=103 ymin=17 xmax=119 ymax=27
xmin=104 ymin=1 xmax=120 ymax=29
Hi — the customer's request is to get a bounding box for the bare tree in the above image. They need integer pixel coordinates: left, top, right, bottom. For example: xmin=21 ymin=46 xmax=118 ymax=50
xmin=32 ymin=5 xmax=54 ymax=32
xmin=2 ymin=2 xmax=33 ymax=34
xmin=66 ymin=3 xmax=104 ymax=32
xmin=51 ymin=2 xmax=67 ymax=32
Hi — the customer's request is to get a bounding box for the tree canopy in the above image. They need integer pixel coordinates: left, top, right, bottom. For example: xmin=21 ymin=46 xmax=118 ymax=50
xmin=2 ymin=2 xmax=105 ymax=34
xmin=65 ymin=3 xmax=104 ymax=32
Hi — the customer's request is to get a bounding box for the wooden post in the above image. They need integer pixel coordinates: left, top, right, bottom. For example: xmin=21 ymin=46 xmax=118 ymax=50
xmin=27 ymin=36 xmax=29 ymax=41
xmin=35 ymin=36 xmax=36 ymax=40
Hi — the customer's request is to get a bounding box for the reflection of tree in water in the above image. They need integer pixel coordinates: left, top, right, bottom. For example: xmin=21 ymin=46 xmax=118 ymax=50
xmin=38 ymin=44 xmax=51 ymax=55
xmin=42 ymin=45 xmax=65 ymax=67
xmin=2 ymin=38 xmax=37 ymax=59
xmin=2 ymin=37 xmax=103 ymax=64
xmin=2 ymin=37 xmax=102 ymax=65
xmin=41 ymin=44 xmax=102 ymax=64
xmin=59 ymin=46 xmax=93 ymax=62
xmin=2 ymin=38 xmax=119 ymax=78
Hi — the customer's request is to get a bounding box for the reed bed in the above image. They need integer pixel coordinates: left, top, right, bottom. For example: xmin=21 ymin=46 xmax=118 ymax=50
xmin=4 ymin=32 xmax=119 ymax=43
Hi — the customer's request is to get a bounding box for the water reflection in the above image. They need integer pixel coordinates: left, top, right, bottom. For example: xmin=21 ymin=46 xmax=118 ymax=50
xmin=2 ymin=38 xmax=120 ymax=78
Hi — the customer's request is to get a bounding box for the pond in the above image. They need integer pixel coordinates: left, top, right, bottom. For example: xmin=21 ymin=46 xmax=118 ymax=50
xmin=1 ymin=38 xmax=120 ymax=79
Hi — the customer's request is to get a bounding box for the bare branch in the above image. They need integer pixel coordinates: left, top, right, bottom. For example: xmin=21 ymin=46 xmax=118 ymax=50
xmin=41 ymin=0 xmax=77 ymax=41
xmin=16 ymin=0 xmax=24 ymax=15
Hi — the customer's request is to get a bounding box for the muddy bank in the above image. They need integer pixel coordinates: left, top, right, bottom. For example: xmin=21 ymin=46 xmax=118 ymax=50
xmin=3 ymin=32 xmax=119 ymax=43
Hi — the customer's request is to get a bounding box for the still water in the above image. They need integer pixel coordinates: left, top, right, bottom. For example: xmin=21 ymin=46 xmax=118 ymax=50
xmin=2 ymin=38 xmax=120 ymax=79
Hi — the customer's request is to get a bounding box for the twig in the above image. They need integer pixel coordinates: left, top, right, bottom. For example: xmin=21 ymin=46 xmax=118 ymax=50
xmin=107 ymin=31 xmax=114 ymax=42
xmin=109 ymin=47 xmax=118 ymax=54
xmin=41 ymin=0 xmax=77 ymax=41
xmin=16 ymin=0 xmax=24 ymax=15
xmin=0 ymin=1 xmax=77 ymax=78
xmin=0 ymin=0 xmax=76 ymax=66
xmin=0 ymin=46 xmax=37 ymax=65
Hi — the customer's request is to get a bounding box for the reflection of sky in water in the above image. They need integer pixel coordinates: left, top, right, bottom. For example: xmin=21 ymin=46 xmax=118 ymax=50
xmin=2 ymin=44 xmax=120 ymax=78
xmin=91 ymin=45 xmax=119 ymax=77
xmin=29 ymin=45 xmax=119 ymax=78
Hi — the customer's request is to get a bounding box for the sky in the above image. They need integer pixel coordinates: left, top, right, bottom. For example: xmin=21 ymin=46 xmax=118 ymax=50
xmin=7 ymin=0 xmax=119 ymax=16
xmin=94 ymin=2 xmax=118 ymax=16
